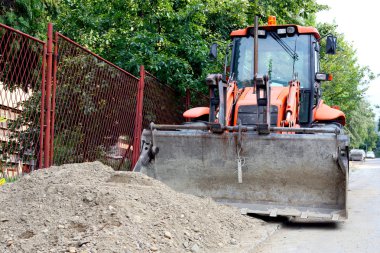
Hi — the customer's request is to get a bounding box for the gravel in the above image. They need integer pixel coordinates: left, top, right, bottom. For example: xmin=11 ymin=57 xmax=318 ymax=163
xmin=0 ymin=162 xmax=276 ymax=253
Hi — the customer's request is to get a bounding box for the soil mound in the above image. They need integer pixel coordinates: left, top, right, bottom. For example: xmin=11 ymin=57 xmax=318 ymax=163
xmin=0 ymin=162 xmax=275 ymax=253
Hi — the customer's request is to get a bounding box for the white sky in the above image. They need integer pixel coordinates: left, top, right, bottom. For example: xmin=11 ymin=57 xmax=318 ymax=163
xmin=317 ymin=0 xmax=380 ymax=121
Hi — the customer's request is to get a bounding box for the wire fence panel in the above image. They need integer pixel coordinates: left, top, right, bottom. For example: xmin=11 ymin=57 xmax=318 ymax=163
xmin=0 ymin=23 xmax=210 ymax=173
xmin=0 ymin=24 xmax=45 ymax=176
xmin=187 ymin=88 xmax=209 ymax=109
xmin=142 ymin=71 xmax=186 ymax=128
xmin=53 ymin=33 xmax=139 ymax=170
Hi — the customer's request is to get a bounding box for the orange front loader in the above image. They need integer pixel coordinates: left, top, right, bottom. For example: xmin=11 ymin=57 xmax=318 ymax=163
xmin=134 ymin=16 xmax=349 ymax=221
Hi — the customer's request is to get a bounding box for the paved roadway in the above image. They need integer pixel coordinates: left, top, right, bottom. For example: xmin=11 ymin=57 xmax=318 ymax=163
xmin=254 ymin=158 xmax=380 ymax=253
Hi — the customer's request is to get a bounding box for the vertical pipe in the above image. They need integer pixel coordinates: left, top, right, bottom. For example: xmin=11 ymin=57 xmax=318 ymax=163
xmin=208 ymin=88 xmax=215 ymax=122
xmin=217 ymin=77 xmax=225 ymax=126
xmin=253 ymin=16 xmax=259 ymax=84
xmin=131 ymin=65 xmax=145 ymax=169
xmin=44 ymin=23 xmax=53 ymax=168
xmin=38 ymin=44 xmax=47 ymax=169
xmin=253 ymin=16 xmax=260 ymax=122
xmin=49 ymin=32 xmax=58 ymax=166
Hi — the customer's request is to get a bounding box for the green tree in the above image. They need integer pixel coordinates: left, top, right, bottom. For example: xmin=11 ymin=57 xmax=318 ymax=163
xmin=55 ymin=0 xmax=249 ymax=91
xmin=347 ymin=100 xmax=377 ymax=148
xmin=55 ymin=0 xmax=325 ymax=92
xmin=247 ymin=0 xmax=327 ymax=26
xmin=0 ymin=0 xmax=58 ymax=38
xmin=318 ymin=22 xmax=377 ymax=148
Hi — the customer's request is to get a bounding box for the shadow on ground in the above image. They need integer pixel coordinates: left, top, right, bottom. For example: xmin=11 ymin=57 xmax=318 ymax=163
xmin=248 ymin=214 xmax=339 ymax=230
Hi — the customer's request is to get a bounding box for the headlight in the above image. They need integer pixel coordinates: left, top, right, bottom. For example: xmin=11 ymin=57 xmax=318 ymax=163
xmin=287 ymin=26 xmax=296 ymax=34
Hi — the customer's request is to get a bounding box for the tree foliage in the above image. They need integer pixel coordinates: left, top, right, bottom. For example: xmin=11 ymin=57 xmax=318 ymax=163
xmin=55 ymin=0 xmax=249 ymax=91
xmin=0 ymin=0 xmax=58 ymax=38
xmin=248 ymin=0 xmax=328 ymax=26
xmin=54 ymin=0 xmax=324 ymax=92
xmin=318 ymin=22 xmax=377 ymax=148
xmin=0 ymin=0 xmax=377 ymax=152
xmin=1 ymin=0 xmax=326 ymax=91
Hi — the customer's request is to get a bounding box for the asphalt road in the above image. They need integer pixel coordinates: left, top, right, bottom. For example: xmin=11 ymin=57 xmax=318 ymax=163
xmin=254 ymin=158 xmax=380 ymax=253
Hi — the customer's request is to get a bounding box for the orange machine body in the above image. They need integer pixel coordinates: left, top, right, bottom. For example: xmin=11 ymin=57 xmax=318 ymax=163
xmin=230 ymin=25 xmax=320 ymax=39
xmin=185 ymin=81 xmax=346 ymax=128
xmin=184 ymin=22 xmax=346 ymax=128
xmin=228 ymin=85 xmax=289 ymax=127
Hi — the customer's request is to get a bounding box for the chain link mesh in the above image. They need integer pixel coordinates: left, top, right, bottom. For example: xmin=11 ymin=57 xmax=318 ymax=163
xmin=0 ymin=23 xmax=210 ymax=172
xmin=0 ymin=24 xmax=45 ymax=175
xmin=53 ymin=34 xmax=139 ymax=170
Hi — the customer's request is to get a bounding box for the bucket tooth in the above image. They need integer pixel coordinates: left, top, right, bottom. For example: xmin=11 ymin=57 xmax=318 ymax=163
xmin=269 ymin=210 xmax=278 ymax=217
xmin=332 ymin=213 xmax=340 ymax=221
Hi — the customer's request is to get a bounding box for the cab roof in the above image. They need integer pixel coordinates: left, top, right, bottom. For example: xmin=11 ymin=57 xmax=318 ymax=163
xmin=230 ymin=25 xmax=320 ymax=40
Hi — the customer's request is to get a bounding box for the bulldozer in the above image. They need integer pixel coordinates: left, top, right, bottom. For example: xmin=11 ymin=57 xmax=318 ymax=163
xmin=134 ymin=16 xmax=349 ymax=221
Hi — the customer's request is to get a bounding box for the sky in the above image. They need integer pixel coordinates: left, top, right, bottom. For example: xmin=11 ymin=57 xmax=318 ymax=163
xmin=316 ymin=0 xmax=380 ymax=121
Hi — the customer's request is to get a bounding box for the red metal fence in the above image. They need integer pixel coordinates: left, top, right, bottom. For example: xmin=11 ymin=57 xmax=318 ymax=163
xmin=0 ymin=23 xmax=46 ymax=176
xmin=186 ymin=88 xmax=209 ymax=111
xmin=142 ymin=71 xmax=186 ymax=128
xmin=51 ymin=33 xmax=140 ymax=170
xmin=0 ymin=23 xmax=209 ymax=173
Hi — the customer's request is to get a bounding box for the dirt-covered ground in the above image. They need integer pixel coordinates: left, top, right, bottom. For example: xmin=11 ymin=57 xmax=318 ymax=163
xmin=0 ymin=162 xmax=276 ymax=253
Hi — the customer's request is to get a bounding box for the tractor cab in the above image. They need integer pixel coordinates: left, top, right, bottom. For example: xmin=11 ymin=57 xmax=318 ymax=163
xmin=228 ymin=17 xmax=338 ymax=127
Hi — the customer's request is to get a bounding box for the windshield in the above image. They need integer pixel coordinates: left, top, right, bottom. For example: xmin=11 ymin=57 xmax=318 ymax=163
xmin=232 ymin=34 xmax=311 ymax=88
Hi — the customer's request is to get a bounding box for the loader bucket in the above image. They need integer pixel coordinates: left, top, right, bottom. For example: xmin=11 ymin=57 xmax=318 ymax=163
xmin=135 ymin=127 xmax=349 ymax=221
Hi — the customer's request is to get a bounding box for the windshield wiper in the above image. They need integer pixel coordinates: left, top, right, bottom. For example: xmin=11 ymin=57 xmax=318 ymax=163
xmin=269 ymin=32 xmax=298 ymax=61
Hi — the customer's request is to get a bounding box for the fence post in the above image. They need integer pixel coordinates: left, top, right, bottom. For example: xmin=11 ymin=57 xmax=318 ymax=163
xmin=131 ymin=65 xmax=145 ymax=169
xmin=44 ymin=23 xmax=53 ymax=168
xmin=38 ymin=44 xmax=47 ymax=169
xmin=49 ymin=32 xmax=58 ymax=166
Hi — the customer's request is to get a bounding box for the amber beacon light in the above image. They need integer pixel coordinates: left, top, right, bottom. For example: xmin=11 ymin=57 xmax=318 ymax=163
xmin=268 ymin=16 xmax=276 ymax=26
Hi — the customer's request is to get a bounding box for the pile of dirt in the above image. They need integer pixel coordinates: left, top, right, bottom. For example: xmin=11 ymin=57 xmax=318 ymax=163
xmin=0 ymin=162 xmax=276 ymax=253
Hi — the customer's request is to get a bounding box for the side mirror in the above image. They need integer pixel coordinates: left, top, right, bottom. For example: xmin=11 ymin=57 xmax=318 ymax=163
xmin=315 ymin=72 xmax=333 ymax=81
xmin=209 ymin=43 xmax=218 ymax=60
xmin=326 ymin=35 xmax=337 ymax=54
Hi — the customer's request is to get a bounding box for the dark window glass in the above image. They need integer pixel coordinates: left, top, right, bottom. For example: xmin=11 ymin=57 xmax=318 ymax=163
xmin=232 ymin=34 xmax=311 ymax=88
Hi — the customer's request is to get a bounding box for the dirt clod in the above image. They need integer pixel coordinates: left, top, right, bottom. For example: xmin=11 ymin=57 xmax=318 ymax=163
xmin=68 ymin=246 xmax=77 ymax=253
xmin=0 ymin=162 xmax=274 ymax=252
xmin=6 ymin=239 xmax=13 ymax=246
xmin=191 ymin=243 xmax=200 ymax=253
xmin=164 ymin=231 xmax=172 ymax=239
